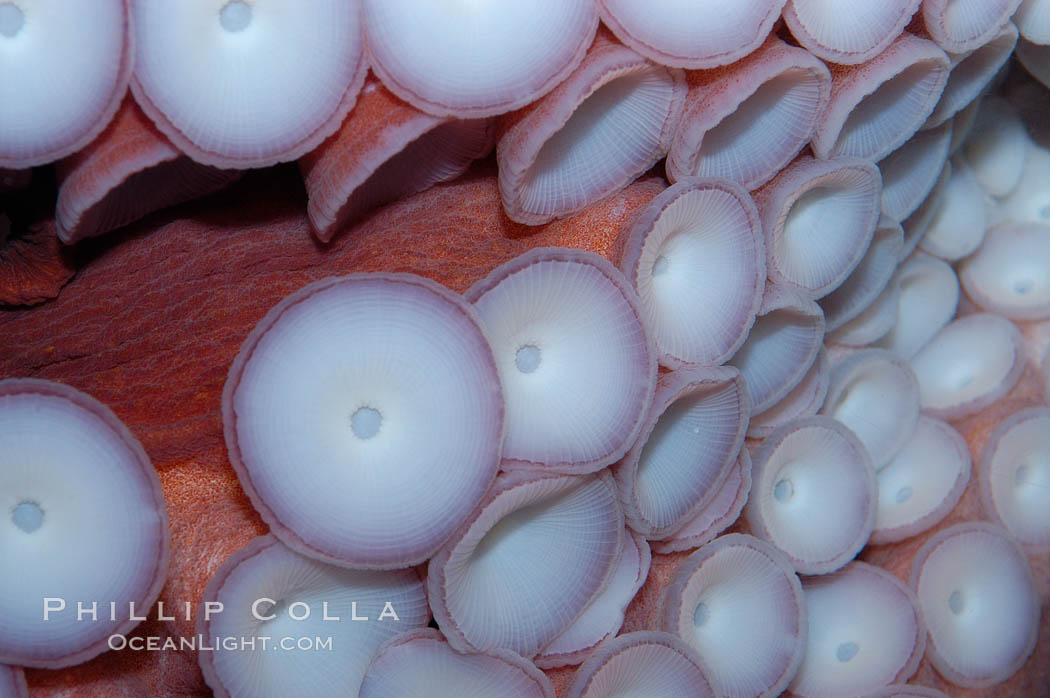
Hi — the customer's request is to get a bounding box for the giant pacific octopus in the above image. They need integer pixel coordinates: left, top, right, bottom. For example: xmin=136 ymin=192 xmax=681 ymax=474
xmin=0 ymin=159 xmax=1047 ymax=696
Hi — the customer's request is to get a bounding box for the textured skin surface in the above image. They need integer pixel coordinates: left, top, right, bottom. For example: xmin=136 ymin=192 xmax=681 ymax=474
xmin=0 ymin=218 xmax=75 ymax=307
xmin=1 ymin=177 xmax=75 ymax=307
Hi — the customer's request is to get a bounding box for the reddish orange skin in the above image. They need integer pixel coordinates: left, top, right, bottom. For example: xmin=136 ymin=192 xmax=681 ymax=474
xmin=2 ymin=165 xmax=75 ymax=306
xmin=0 ymin=218 xmax=75 ymax=307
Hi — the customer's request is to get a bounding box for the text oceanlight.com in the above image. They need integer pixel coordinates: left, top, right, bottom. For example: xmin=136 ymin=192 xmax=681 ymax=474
xmin=108 ymin=635 xmax=334 ymax=652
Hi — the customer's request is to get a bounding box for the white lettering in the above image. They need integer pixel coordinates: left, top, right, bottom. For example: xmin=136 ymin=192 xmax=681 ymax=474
xmin=288 ymin=601 xmax=310 ymax=621
xmin=322 ymin=601 xmax=339 ymax=621
xmin=204 ymin=601 xmax=224 ymax=620
xmin=252 ymin=597 xmax=276 ymax=621
xmin=378 ymin=602 xmax=399 ymax=621
xmin=156 ymin=602 xmax=174 ymax=621
xmin=43 ymin=597 xmax=65 ymax=620
xmin=129 ymin=602 xmax=147 ymax=622
xmin=76 ymin=601 xmax=98 ymax=621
